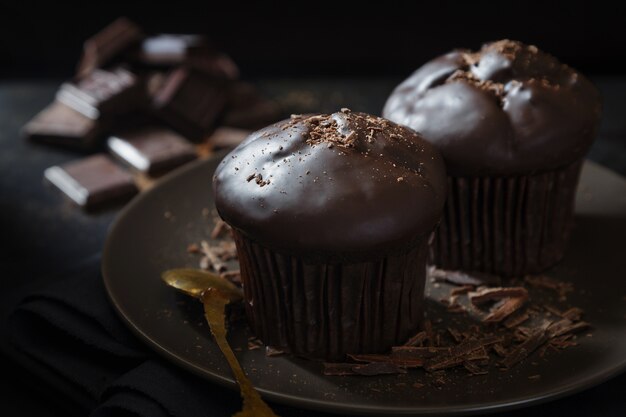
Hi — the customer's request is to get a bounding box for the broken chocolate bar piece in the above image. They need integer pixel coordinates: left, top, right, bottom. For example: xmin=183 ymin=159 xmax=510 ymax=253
xmin=107 ymin=126 xmax=196 ymax=175
xmin=77 ymin=17 xmax=144 ymax=78
xmin=134 ymin=34 xmax=239 ymax=80
xmin=44 ymin=154 xmax=137 ymax=208
xmin=153 ymin=68 xmax=226 ymax=140
xmin=22 ymin=101 xmax=104 ymax=149
xmin=188 ymin=52 xmax=240 ymax=80
xmin=135 ymin=34 xmax=208 ymax=66
xmin=57 ymin=67 xmax=144 ymax=119
xmin=221 ymin=82 xmax=281 ymax=129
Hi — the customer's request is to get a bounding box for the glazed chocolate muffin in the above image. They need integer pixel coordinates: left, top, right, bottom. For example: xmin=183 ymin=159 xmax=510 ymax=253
xmin=213 ymin=110 xmax=446 ymax=360
xmin=383 ymin=40 xmax=601 ymax=277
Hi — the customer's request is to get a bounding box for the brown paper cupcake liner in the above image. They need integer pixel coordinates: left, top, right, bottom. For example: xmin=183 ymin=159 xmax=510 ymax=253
xmin=233 ymin=230 xmax=429 ymax=360
xmin=431 ymin=160 xmax=583 ymax=277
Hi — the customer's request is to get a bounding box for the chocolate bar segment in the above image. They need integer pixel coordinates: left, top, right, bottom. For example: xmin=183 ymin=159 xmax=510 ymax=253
xmin=44 ymin=154 xmax=137 ymax=208
xmin=136 ymin=34 xmax=207 ymax=66
xmin=77 ymin=17 xmax=144 ymax=78
xmin=107 ymin=126 xmax=197 ymax=175
xmin=133 ymin=34 xmax=239 ymax=80
xmin=153 ymin=68 xmax=226 ymax=141
xmin=221 ymin=82 xmax=281 ymax=129
xmin=57 ymin=67 xmax=144 ymax=119
xmin=22 ymin=101 xmax=104 ymax=149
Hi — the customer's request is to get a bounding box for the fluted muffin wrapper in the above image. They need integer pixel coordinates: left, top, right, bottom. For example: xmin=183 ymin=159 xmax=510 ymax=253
xmin=431 ymin=160 xmax=583 ymax=277
xmin=232 ymin=230 xmax=429 ymax=361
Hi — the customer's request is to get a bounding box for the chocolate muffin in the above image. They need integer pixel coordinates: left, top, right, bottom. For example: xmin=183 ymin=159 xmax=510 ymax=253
xmin=213 ymin=110 xmax=446 ymax=360
xmin=383 ymin=40 xmax=601 ymax=277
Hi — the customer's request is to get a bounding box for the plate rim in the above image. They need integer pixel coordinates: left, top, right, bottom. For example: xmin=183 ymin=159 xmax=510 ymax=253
xmin=102 ymin=156 xmax=626 ymax=416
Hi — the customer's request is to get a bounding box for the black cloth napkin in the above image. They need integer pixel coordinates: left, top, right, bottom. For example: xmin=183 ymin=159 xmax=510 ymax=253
xmin=5 ymin=256 xmax=258 ymax=417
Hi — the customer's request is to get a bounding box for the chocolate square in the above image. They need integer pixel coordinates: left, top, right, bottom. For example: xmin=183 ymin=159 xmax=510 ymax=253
xmin=136 ymin=34 xmax=207 ymax=66
xmin=152 ymin=68 xmax=226 ymax=141
xmin=22 ymin=101 xmax=104 ymax=149
xmin=107 ymin=126 xmax=197 ymax=175
xmin=76 ymin=17 xmax=144 ymax=78
xmin=57 ymin=67 xmax=144 ymax=119
xmin=222 ymin=82 xmax=281 ymax=129
xmin=44 ymin=154 xmax=138 ymax=209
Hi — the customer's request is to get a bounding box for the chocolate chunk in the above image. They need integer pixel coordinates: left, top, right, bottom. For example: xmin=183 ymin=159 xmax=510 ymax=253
xmin=22 ymin=101 xmax=104 ymax=149
xmin=77 ymin=17 xmax=144 ymax=78
xmin=44 ymin=154 xmax=137 ymax=208
xmin=153 ymin=68 xmax=226 ymax=140
xmin=57 ymin=67 xmax=144 ymax=119
xmin=107 ymin=126 xmax=196 ymax=175
xmin=501 ymin=328 xmax=549 ymax=368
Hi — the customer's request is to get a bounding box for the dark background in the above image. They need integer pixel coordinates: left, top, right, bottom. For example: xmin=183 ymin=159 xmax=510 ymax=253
xmin=1 ymin=0 xmax=625 ymax=79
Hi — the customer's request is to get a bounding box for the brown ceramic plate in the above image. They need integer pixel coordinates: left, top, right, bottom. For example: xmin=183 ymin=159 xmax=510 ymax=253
xmin=103 ymin=156 xmax=626 ymax=416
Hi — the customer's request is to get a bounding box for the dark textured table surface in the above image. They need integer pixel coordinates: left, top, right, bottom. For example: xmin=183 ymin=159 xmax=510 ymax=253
xmin=0 ymin=78 xmax=625 ymax=416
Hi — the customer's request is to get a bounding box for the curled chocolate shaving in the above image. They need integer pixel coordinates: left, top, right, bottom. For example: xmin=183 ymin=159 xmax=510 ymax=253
xmin=484 ymin=297 xmax=528 ymax=322
xmin=469 ymin=287 xmax=529 ymax=305
xmin=429 ymin=267 xmax=500 ymax=286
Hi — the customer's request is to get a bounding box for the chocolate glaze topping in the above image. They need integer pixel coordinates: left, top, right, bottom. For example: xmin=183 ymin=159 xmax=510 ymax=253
xmin=214 ymin=110 xmax=446 ymax=258
xmin=383 ymin=40 xmax=601 ymax=176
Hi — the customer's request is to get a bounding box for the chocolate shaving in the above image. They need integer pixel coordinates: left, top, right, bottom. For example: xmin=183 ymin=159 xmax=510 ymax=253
xmin=463 ymin=361 xmax=489 ymax=375
xmin=427 ymin=346 xmax=490 ymax=372
xmin=547 ymin=319 xmax=590 ymax=338
xmin=349 ymin=353 xmax=424 ymax=368
xmin=322 ymin=363 xmax=356 ymax=376
xmin=492 ymin=343 xmax=508 ymax=357
xmin=403 ymin=330 xmax=428 ymax=347
xmin=447 ymin=327 xmax=463 ymax=343
xmin=503 ymin=311 xmax=530 ymax=329
xmin=200 ymin=240 xmax=227 ymax=272
xmin=484 ymin=296 xmax=527 ymax=322
xmin=451 ymin=285 xmax=475 ymax=296
xmin=424 ymin=320 xmax=434 ymax=347
xmin=469 ymin=287 xmax=529 ymax=305
xmin=525 ymin=275 xmax=573 ymax=301
xmin=210 ymin=218 xmax=230 ymax=239
xmin=352 ymin=362 xmax=408 ymax=376
xmin=501 ymin=328 xmax=549 ymax=368
xmin=187 ymin=243 xmax=201 ymax=254
xmin=265 ymin=346 xmax=285 ymax=357
xmin=562 ymin=307 xmax=584 ymax=322
xmin=429 ymin=267 xmax=500 ymax=286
